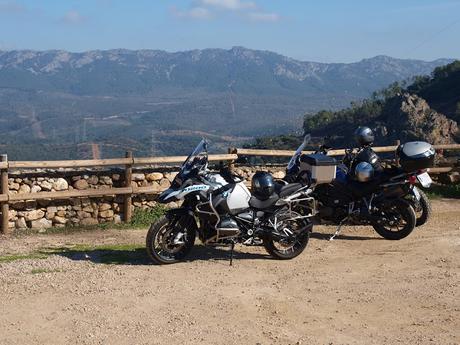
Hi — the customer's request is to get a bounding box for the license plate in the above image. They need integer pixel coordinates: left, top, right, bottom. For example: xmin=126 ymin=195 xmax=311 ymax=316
xmin=417 ymin=172 xmax=432 ymax=188
xmin=412 ymin=186 xmax=421 ymax=200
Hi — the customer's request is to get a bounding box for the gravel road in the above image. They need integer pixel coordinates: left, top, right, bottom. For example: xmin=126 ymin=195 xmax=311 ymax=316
xmin=0 ymin=199 xmax=459 ymax=345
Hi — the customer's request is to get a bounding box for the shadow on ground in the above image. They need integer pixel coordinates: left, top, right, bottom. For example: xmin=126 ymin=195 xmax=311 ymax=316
xmin=47 ymin=245 xmax=269 ymax=265
xmin=310 ymin=232 xmax=382 ymax=241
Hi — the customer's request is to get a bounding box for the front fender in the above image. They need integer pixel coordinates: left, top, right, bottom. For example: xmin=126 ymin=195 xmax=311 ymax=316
xmin=158 ymin=188 xmax=180 ymax=203
xmin=165 ymin=207 xmax=195 ymax=220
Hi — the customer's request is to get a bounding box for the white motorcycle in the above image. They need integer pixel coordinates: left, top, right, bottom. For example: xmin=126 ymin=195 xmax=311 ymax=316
xmin=146 ymin=139 xmax=315 ymax=265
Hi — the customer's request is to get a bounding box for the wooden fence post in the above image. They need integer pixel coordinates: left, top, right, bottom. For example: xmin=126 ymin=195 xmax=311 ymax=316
xmin=227 ymin=147 xmax=237 ymax=173
xmin=123 ymin=151 xmax=133 ymax=223
xmin=1 ymin=154 xmax=9 ymax=234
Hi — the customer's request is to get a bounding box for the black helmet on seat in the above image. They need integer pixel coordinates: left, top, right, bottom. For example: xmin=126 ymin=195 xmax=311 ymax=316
xmin=354 ymin=126 xmax=374 ymax=146
xmin=251 ymin=171 xmax=275 ymax=201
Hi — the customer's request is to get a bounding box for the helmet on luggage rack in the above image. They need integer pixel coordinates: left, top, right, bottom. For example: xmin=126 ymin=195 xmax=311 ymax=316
xmin=354 ymin=126 xmax=374 ymax=146
xmin=251 ymin=171 xmax=275 ymax=200
xmin=355 ymin=162 xmax=374 ymax=182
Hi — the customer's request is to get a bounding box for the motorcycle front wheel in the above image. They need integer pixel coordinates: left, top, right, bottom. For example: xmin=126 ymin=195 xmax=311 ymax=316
xmin=146 ymin=215 xmax=196 ymax=264
xmin=263 ymin=212 xmax=310 ymax=260
xmin=372 ymin=199 xmax=416 ymax=240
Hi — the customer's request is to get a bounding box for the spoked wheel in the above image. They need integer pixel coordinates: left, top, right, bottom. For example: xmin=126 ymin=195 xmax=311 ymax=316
xmin=372 ymin=199 xmax=416 ymax=240
xmin=146 ymin=215 xmax=196 ymax=264
xmin=411 ymin=187 xmax=432 ymax=227
xmin=263 ymin=212 xmax=311 ymax=260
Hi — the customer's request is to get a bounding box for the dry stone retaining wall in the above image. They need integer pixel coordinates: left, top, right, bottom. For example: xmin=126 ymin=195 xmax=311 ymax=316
xmin=7 ymin=166 xmax=285 ymax=231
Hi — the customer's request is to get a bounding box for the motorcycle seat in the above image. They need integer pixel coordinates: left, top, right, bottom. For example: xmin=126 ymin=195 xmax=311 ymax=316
xmin=276 ymin=182 xmax=303 ymax=198
xmin=249 ymin=194 xmax=279 ymax=210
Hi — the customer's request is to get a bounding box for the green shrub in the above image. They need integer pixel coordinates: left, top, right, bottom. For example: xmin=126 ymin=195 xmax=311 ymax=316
xmin=130 ymin=205 xmax=167 ymax=228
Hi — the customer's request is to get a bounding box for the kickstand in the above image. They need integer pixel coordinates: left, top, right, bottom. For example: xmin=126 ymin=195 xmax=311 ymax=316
xmin=329 ymin=217 xmax=348 ymax=241
xmin=229 ymin=242 xmax=235 ymax=266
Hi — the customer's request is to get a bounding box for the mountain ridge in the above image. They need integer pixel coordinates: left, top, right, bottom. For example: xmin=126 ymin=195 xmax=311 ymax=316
xmin=0 ymin=47 xmax=455 ymax=159
xmin=0 ymin=47 xmax=453 ymax=96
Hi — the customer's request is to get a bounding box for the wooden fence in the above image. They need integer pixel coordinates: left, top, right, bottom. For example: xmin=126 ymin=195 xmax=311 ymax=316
xmin=1 ymin=143 xmax=459 ymax=233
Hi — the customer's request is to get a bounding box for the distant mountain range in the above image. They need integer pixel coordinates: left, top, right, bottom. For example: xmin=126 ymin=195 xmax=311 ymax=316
xmin=0 ymin=47 xmax=453 ymax=159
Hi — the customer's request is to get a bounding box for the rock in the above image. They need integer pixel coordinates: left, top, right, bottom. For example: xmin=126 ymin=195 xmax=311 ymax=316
xmin=16 ymin=217 xmax=27 ymax=229
xmin=101 ymin=176 xmax=112 ymax=185
xmin=70 ymin=218 xmax=80 ymax=224
xmin=40 ymin=180 xmax=53 ymax=191
xmin=82 ymin=206 xmax=94 ymax=213
xmin=113 ymin=214 xmax=122 ymax=224
xmin=53 ymin=178 xmax=68 ymax=191
xmin=9 ymin=182 xmax=20 ymax=190
xmin=31 ymin=185 xmax=42 ymax=193
xmin=31 ymin=218 xmax=52 ymax=229
xmin=18 ymin=184 xmax=30 ymax=194
xmin=67 ymin=210 xmax=77 ymax=217
xmin=25 ymin=209 xmax=45 ymax=221
xmin=384 ymin=93 xmax=459 ymax=144
xmin=146 ymin=172 xmax=164 ymax=182
xmin=71 ymin=198 xmax=81 ymax=206
xmin=165 ymin=172 xmax=178 ymax=182
xmin=46 ymin=206 xmax=58 ymax=214
xmin=99 ymin=210 xmax=114 ymax=218
xmin=81 ymin=218 xmax=98 ymax=226
xmin=73 ymin=179 xmax=89 ymax=190
xmin=112 ymin=174 xmax=121 ymax=181
xmin=87 ymin=175 xmax=99 ymax=185
xmin=77 ymin=211 xmax=91 ymax=219
xmin=159 ymin=178 xmax=170 ymax=189
xmin=272 ymin=171 xmax=286 ymax=179
xmin=132 ymin=173 xmax=145 ymax=181
xmin=56 ymin=210 xmax=66 ymax=217
xmin=8 ymin=209 xmax=17 ymax=220
xmin=45 ymin=211 xmax=55 ymax=220
xmin=53 ymin=216 xmax=67 ymax=224
xmin=151 ymin=182 xmax=162 ymax=192
xmin=80 ymin=198 xmax=91 ymax=206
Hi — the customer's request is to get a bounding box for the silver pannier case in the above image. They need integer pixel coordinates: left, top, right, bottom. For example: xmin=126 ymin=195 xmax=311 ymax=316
xmin=299 ymin=153 xmax=337 ymax=184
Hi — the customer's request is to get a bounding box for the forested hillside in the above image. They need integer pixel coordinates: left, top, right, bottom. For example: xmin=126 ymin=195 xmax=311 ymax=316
xmin=248 ymin=60 xmax=460 ymax=150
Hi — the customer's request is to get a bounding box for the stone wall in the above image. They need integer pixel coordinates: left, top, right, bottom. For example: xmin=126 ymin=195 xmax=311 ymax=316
xmin=6 ymin=166 xmax=285 ymax=232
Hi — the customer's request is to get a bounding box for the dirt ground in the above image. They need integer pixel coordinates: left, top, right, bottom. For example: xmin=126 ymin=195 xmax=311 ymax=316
xmin=0 ymin=199 xmax=459 ymax=345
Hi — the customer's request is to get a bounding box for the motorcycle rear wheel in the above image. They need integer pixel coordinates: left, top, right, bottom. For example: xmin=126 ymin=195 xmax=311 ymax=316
xmin=263 ymin=213 xmax=310 ymax=259
xmin=372 ymin=199 xmax=416 ymax=240
xmin=146 ymin=215 xmax=196 ymax=264
xmin=412 ymin=187 xmax=432 ymax=227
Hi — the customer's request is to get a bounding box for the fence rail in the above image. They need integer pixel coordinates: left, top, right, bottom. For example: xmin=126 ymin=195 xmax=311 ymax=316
xmin=1 ymin=144 xmax=459 ymax=233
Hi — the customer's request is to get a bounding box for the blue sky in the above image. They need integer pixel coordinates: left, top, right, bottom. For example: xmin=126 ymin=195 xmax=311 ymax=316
xmin=0 ymin=0 xmax=459 ymax=62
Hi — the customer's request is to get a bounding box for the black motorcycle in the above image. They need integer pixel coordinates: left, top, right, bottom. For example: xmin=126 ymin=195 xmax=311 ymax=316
xmin=285 ymin=137 xmax=434 ymax=240
xmin=146 ymin=139 xmax=313 ymax=265
xmin=340 ymin=144 xmax=433 ymax=227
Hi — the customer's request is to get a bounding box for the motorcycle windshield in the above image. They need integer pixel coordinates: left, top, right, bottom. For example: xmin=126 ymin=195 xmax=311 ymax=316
xmin=179 ymin=139 xmax=208 ymax=177
xmin=287 ymin=141 xmax=306 ymax=170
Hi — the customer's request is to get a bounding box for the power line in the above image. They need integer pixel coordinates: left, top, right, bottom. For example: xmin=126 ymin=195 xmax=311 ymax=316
xmin=406 ymin=18 xmax=460 ymax=55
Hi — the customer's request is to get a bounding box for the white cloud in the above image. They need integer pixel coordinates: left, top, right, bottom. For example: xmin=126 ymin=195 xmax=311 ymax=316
xmin=60 ymin=10 xmax=86 ymax=25
xmin=247 ymin=11 xmax=280 ymax=22
xmin=199 ymin=0 xmax=256 ymax=11
xmin=172 ymin=0 xmax=280 ymax=23
xmin=171 ymin=6 xmax=213 ymax=20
